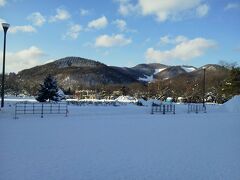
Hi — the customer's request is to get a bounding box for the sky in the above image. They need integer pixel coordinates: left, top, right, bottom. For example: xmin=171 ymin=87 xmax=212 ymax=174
xmin=0 ymin=0 xmax=240 ymax=73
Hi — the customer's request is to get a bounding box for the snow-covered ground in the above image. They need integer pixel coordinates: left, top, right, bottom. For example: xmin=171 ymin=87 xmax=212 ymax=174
xmin=0 ymin=97 xmax=240 ymax=180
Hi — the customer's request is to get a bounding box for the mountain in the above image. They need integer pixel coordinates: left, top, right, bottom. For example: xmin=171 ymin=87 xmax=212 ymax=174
xmin=111 ymin=63 xmax=168 ymax=82
xmin=135 ymin=65 xmax=197 ymax=81
xmin=132 ymin=63 xmax=168 ymax=76
xmin=155 ymin=66 xmax=188 ymax=80
xmin=17 ymin=56 xmax=226 ymax=90
xmin=18 ymin=57 xmax=138 ymax=87
xmin=168 ymin=64 xmax=229 ymax=87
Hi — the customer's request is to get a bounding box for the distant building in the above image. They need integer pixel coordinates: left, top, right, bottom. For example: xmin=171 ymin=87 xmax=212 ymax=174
xmin=74 ymin=90 xmax=97 ymax=99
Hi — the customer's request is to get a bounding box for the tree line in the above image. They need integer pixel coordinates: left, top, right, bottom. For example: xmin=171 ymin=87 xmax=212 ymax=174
xmin=1 ymin=63 xmax=239 ymax=103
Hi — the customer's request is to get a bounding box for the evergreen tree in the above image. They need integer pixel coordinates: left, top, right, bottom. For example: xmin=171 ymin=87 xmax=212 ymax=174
xmin=222 ymin=67 xmax=240 ymax=100
xmin=36 ymin=75 xmax=62 ymax=102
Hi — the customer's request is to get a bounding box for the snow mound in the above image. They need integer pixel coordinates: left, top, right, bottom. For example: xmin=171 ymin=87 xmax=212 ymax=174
xmin=223 ymin=95 xmax=240 ymax=112
xmin=115 ymin=96 xmax=138 ymax=103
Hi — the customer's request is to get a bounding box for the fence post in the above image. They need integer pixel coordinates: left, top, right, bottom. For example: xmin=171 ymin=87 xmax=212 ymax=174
xmin=14 ymin=103 xmax=17 ymax=119
xmin=204 ymin=105 xmax=207 ymax=113
xmin=151 ymin=103 xmax=154 ymax=114
xmin=24 ymin=102 xmax=26 ymax=114
xmin=173 ymin=105 xmax=175 ymax=114
xmin=41 ymin=103 xmax=43 ymax=118
xmin=33 ymin=103 xmax=35 ymax=114
xmin=163 ymin=105 xmax=165 ymax=114
xmin=65 ymin=103 xmax=68 ymax=117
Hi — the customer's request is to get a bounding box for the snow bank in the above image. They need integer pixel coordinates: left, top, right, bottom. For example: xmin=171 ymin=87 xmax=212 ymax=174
xmin=115 ymin=96 xmax=138 ymax=103
xmin=138 ymin=98 xmax=162 ymax=106
xmin=1 ymin=105 xmax=240 ymax=180
xmin=223 ymin=95 xmax=240 ymax=113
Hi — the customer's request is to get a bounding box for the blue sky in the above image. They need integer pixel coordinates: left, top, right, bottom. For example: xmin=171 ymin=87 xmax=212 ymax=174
xmin=0 ymin=0 xmax=240 ymax=72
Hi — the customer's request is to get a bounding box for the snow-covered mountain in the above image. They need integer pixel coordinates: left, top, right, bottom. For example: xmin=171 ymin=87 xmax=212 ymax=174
xmin=18 ymin=56 xmax=223 ymax=87
xmin=136 ymin=65 xmax=197 ymax=82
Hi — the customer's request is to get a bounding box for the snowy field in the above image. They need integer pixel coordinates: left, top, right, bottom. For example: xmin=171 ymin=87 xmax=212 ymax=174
xmin=0 ymin=97 xmax=240 ymax=180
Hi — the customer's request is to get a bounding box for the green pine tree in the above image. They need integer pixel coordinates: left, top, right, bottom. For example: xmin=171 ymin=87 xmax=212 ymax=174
xmin=36 ymin=75 xmax=61 ymax=102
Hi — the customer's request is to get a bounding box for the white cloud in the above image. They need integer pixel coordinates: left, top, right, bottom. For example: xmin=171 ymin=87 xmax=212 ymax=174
xmin=64 ymin=23 xmax=82 ymax=40
xmin=49 ymin=8 xmax=71 ymax=22
xmin=115 ymin=0 xmax=208 ymax=21
xmin=115 ymin=0 xmax=139 ymax=16
xmin=115 ymin=0 xmax=210 ymax=21
xmin=27 ymin=12 xmax=46 ymax=26
xmin=146 ymin=37 xmax=216 ymax=63
xmin=80 ymin=8 xmax=90 ymax=16
xmin=0 ymin=18 xmax=6 ymax=23
xmin=0 ymin=46 xmax=45 ymax=73
xmin=196 ymin=4 xmax=209 ymax=17
xmin=119 ymin=2 xmax=139 ymax=16
xmin=160 ymin=35 xmax=188 ymax=45
xmin=113 ymin=19 xmax=127 ymax=31
xmin=224 ymin=3 xmax=240 ymax=10
xmin=95 ymin=34 xmax=132 ymax=47
xmin=0 ymin=0 xmax=6 ymax=7
xmin=88 ymin=16 xmax=108 ymax=29
xmin=139 ymin=0 xmax=200 ymax=21
xmin=8 ymin=25 xmax=36 ymax=33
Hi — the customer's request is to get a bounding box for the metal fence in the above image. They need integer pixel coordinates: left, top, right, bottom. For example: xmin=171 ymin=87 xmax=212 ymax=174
xmin=151 ymin=103 xmax=175 ymax=114
xmin=14 ymin=102 xmax=68 ymax=119
xmin=187 ymin=104 xmax=206 ymax=113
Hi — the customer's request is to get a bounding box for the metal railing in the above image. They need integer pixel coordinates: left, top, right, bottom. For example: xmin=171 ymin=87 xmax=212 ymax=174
xmin=187 ymin=104 xmax=206 ymax=113
xmin=14 ymin=102 xmax=68 ymax=119
xmin=151 ymin=103 xmax=175 ymax=114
